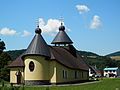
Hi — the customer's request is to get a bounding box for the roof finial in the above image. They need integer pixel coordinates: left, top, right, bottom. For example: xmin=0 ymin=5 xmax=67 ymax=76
xmin=35 ymin=18 xmax=41 ymax=34
xmin=59 ymin=17 xmax=64 ymax=26
xmin=59 ymin=17 xmax=65 ymax=31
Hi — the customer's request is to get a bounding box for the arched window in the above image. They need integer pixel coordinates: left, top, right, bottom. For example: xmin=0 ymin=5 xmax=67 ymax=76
xmin=29 ymin=61 xmax=35 ymax=72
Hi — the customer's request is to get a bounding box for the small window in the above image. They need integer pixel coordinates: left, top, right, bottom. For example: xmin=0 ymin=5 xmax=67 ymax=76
xmin=113 ymin=70 xmax=115 ymax=72
xmin=63 ymin=70 xmax=67 ymax=79
xmin=75 ymin=71 xmax=78 ymax=79
xmin=65 ymin=71 xmax=67 ymax=79
xmin=82 ymin=72 xmax=84 ymax=78
xmin=105 ymin=70 xmax=108 ymax=72
xmin=62 ymin=70 xmax=64 ymax=78
xmin=109 ymin=70 xmax=112 ymax=72
xmin=29 ymin=61 xmax=35 ymax=72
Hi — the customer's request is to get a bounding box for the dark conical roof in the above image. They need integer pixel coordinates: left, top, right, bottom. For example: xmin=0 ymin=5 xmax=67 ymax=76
xmin=51 ymin=23 xmax=73 ymax=44
xmin=22 ymin=26 xmax=50 ymax=58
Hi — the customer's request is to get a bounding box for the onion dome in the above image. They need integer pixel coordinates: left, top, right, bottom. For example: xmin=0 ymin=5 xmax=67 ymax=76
xmin=35 ymin=25 xmax=41 ymax=34
xmin=59 ymin=23 xmax=65 ymax=31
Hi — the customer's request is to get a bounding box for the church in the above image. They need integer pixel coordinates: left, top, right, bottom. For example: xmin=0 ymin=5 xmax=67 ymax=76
xmin=8 ymin=21 xmax=89 ymax=85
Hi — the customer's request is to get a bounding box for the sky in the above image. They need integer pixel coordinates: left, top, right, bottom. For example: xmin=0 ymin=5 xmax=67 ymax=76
xmin=0 ymin=0 xmax=120 ymax=55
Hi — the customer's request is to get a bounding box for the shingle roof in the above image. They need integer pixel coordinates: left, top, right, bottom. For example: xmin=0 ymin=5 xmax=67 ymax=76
xmin=50 ymin=46 xmax=89 ymax=71
xmin=8 ymin=55 xmax=24 ymax=68
xmin=51 ymin=24 xmax=73 ymax=44
xmin=22 ymin=26 xmax=50 ymax=58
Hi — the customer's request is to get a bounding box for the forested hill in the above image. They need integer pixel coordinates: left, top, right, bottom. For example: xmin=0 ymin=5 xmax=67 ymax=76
xmin=6 ymin=49 xmax=26 ymax=60
xmin=78 ymin=51 xmax=99 ymax=57
xmin=106 ymin=51 xmax=120 ymax=60
xmin=6 ymin=49 xmax=99 ymax=60
xmin=106 ymin=51 xmax=120 ymax=56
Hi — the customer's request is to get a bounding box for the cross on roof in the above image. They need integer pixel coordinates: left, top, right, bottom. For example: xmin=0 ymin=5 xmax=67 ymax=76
xmin=59 ymin=17 xmax=64 ymax=25
xmin=36 ymin=18 xmax=39 ymax=27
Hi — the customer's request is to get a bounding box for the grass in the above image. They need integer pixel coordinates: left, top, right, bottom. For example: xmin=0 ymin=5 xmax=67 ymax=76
xmin=0 ymin=78 xmax=120 ymax=90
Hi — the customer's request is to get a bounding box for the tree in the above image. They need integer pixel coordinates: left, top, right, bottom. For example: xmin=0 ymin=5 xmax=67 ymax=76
xmin=0 ymin=52 xmax=12 ymax=69
xmin=85 ymin=56 xmax=118 ymax=70
xmin=0 ymin=52 xmax=12 ymax=81
xmin=116 ymin=60 xmax=120 ymax=67
xmin=0 ymin=39 xmax=6 ymax=54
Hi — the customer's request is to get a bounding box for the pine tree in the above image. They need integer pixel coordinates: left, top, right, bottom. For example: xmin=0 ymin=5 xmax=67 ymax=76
xmin=0 ymin=39 xmax=6 ymax=54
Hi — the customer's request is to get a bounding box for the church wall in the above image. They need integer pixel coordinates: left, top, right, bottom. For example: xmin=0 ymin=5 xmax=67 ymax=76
xmin=10 ymin=68 xmax=24 ymax=84
xmin=49 ymin=60 xmax=89 ymax=84
xmin=24 ymin=56 xmax=49 ymax=84
xmin=23 ymin=56 xmax=88 ymax=84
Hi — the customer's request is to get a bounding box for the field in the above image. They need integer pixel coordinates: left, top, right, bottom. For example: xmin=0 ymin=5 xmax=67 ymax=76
xmin=0 ymin=78 xmax=120 ymax=90
xmin=111 ymin=56 xmax=120 ymax=60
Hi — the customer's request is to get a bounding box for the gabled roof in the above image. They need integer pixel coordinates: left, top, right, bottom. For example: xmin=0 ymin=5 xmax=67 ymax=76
xmin=51 ymin=23 xmax=73 ymax=44
xmin=22 ymin=26 xmax=50 ymax=58
xmin=50 ymin=46 xmax=89 ymax=71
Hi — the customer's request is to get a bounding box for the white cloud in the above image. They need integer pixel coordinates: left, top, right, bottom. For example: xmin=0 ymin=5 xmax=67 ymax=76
xmin=0 ymin=27 xmax=17 ymax=36
xmin=90 ymin=15 xmax=102 ymax=29
xmin=76 ymin=4 xmax=90 ymax=14
xmin=39 ymin=18 xmax=61 ymax=36
xmin=38 ymin=18 xmax=70 ymax=36
xmin=21 ymin=30 xmax=32 ymax=37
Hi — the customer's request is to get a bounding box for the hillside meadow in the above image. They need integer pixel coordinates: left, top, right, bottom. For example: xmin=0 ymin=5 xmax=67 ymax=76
xmin=0 ymin=78 xmax=120 ymax=90
xmin=111 ymin=56 xmax=120 ymax=60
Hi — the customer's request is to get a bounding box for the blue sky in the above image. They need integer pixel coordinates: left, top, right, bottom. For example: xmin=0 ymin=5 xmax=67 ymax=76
xmin=0 ymin=0 xmax=120 ymax=55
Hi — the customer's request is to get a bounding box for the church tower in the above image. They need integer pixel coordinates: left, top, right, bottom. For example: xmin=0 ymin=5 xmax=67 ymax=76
xmin=51 ymin=22 xmax=73 ymax=46
xmin=51 ymin=22 xmax=77 ymax=57
xmin=22 ymin=25 xmax=50 ymax=85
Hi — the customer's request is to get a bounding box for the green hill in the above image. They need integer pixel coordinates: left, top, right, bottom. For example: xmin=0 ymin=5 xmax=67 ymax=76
xmin=106 ymin=51 xmax=120 ymax=56
xmin=78 ymin=51 xmax=99 ymax=57
xmin=6 ymin=49 xmax=99 ymax=60
xmin=6 ymin=49 xmax=26 ymax=60
xmin=106 ymin=51 xmax=120 ymax=60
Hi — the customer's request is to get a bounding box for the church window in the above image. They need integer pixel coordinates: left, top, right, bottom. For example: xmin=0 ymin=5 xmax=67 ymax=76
xmin=75 ymin=71 xmax=78 ymax=79
xmin=29 ymin=61 xmax=35 ymax=72
xmin=63 ymin=70 xmax=67 ymax=79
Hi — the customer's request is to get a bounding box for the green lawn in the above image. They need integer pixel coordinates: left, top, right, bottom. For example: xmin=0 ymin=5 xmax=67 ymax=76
xmin=0 ymin=78 xmax=120 ymax=90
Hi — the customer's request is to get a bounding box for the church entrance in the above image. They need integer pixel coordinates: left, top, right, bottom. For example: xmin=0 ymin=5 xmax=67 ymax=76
xmin=16 ymin=70 xmax=22 ymax=84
